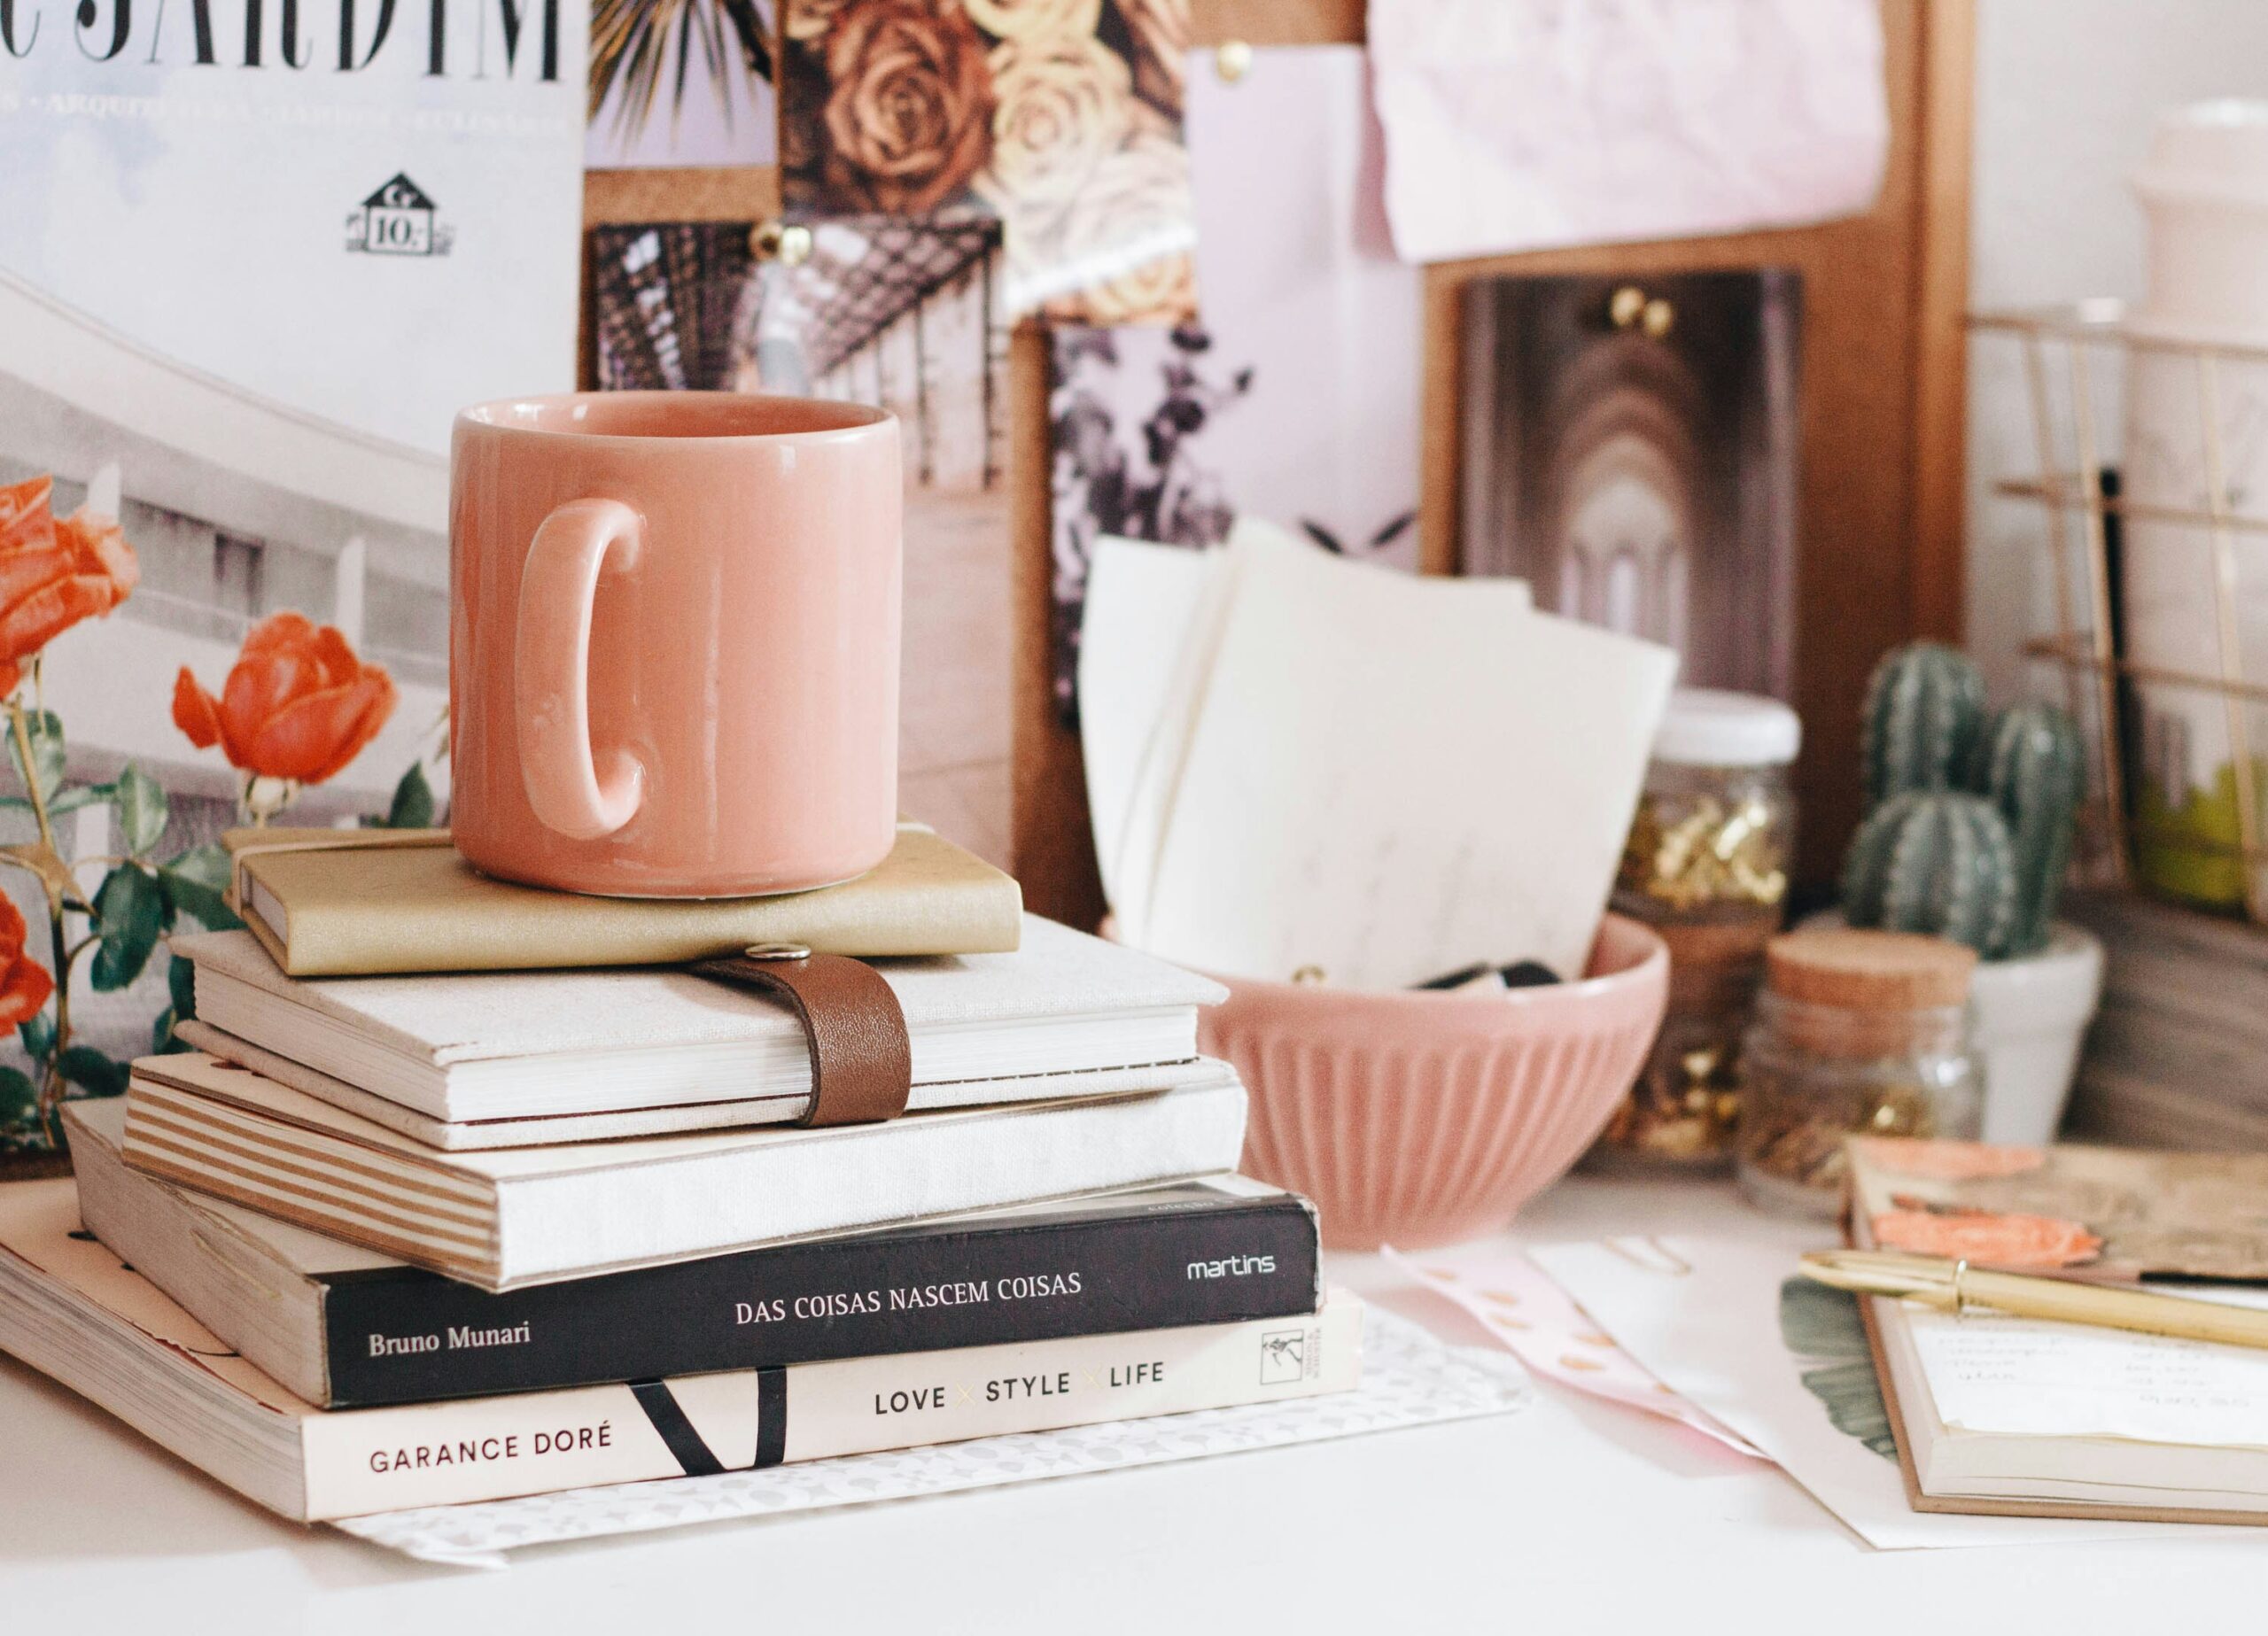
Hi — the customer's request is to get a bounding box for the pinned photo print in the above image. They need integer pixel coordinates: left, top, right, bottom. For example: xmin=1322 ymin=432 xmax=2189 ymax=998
xmin=778 ymin=0 xmax=1196 ymax=323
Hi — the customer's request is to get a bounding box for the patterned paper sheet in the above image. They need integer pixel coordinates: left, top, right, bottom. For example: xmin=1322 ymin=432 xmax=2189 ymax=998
xmin=1386 ymin=1245 xmax=1765 ymax=1460
xmin=338 ymin=1312 xmax=1529 ymax=1567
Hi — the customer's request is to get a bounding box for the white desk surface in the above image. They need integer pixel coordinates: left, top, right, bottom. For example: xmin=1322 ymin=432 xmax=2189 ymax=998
xmin=4 ymin=1171 xmax=2261 ymax=1633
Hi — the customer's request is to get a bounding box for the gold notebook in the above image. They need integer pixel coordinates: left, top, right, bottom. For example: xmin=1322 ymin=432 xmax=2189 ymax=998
xmin=224 ymin=824 xmax=1022 ymax=976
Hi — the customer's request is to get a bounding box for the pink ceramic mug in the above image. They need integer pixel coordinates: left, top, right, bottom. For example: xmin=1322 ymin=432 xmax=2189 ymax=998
xmin=450 ymin=392 xmax=902 ymax=897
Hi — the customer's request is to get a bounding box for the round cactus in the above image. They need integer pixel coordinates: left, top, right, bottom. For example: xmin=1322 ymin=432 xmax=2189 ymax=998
xmin=1841 ymin=790 xmax=2019 ymax=959
xmin=1975 ymin=702 xmax=2085 ymax=958
xmin=1861 ymin=643 xmax=1986 ymax=809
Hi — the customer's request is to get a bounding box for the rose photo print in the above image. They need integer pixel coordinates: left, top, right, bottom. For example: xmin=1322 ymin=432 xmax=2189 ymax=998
xmin=779 ymin=0 xmax=1198 ymax=324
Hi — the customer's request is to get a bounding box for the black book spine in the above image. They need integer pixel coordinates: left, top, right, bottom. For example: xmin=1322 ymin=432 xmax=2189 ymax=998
xmin=320 ymin=1194 xmax=1320 ymax=1407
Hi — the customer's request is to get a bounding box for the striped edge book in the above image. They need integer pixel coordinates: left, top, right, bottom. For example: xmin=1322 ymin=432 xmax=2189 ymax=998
xmin=121 ymin=1052 xmax=1250 ymax=1291
xmin=70 ymin=1097 xmax=1321 ymax=1408
xmin=0 ymin=1175 xmax=1361 ymax=1523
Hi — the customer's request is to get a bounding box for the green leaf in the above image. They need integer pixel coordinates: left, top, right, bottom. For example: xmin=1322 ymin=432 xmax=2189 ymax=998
xmin=113 ymin=764 xmax=167 ymax=855
xmin=90 ymin=865 xmax=165 ymax=991
xmin=18 ymin=1012 xmax=53 ymax=1065
xmin=6 ymin=708 xmax=64 ymax=805
xmin=0 ymin=1066 xmax=35 ymax=1129
xmin=167 ymin=840 xmax=233 ymax=893
xmin=168 ymin=950 xmax=197 ymax=1021
xmin=47 ymin=781 xmax=113 ymax=818
xmin=159 ymin=843 xmax=242 ymax=931
xmin=56 ymin=1045 xmax=128 ymax=1099
xmin=384 ymin=763 xmax=436 ymax=829
xmin=151 ymin=1004 xmax=190 ymax=1055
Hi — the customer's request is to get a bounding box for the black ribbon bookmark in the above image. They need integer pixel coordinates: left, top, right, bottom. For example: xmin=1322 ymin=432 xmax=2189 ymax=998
xmin=754 ymin=1369 xmax=787 ymax=1469
xmin=628 ymin=1369 xmax=790 ymax=1476
xmin=628 ymin=1379 xmax=725 ymax=1477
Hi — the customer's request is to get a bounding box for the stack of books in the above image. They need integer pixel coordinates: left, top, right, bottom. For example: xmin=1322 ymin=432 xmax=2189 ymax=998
xmin=0 ymin=827 xmax=1354 ymax=1523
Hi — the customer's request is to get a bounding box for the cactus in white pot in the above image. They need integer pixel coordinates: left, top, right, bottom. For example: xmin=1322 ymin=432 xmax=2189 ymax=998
xmin=1837 ymin=645 xmax=2102 ymax=1144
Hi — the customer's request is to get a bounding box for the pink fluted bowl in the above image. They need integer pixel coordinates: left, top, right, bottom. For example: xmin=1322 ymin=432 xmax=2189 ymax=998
xmin=1197 ymin=916 xmax=1669 ymax=1251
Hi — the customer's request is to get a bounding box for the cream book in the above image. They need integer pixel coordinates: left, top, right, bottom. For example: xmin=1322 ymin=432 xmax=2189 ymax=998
xmin=1849 ymin=1136 xmax=2268 ymax=1523
xmin=223 ymin=824 xmax=1025 ymax=976
xmin=0 ymin=1175 xmax=1358 ymax=1523
xmin=173 ymin=914 xmax=1223 ymax=1127
xmin=122 ymin=1053 xmax=1250 ymax=1291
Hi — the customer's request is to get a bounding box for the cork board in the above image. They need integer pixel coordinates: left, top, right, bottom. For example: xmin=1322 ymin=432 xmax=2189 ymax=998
xmin=582 ymin=0 xmax=1976 ymax=930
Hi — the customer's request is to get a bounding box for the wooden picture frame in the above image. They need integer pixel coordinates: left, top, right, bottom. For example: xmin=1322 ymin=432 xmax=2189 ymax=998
xmin=581 ymin=0 xmax=1977 ymax=930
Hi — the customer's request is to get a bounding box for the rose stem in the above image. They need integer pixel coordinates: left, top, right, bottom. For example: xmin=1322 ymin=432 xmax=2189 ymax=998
xmin=6 ymin=698 xmax=71 ymax=1120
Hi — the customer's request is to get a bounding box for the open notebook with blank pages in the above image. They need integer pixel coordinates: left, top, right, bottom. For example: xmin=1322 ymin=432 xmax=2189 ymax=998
xmin=121 ymin=1052 xmax=1251 ymax=1291
xmin=171 ymin=914 xmax=1223 ymax=1126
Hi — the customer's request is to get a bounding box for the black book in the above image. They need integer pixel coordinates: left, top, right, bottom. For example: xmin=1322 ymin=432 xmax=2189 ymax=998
xmin=67 ymin=1099 xmax=1319 ymax=1407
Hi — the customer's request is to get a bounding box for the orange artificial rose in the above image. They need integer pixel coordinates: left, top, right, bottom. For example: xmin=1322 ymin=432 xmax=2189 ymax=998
xmin=0 ymin=892 xmax=52 ymax=1029
xmin=1870 ymin=1208 xmax=2104 ymax=1270
xmin=172 ymin=612 xmax=397 ymax=784
xmin=0 ymin=475 xmax=140 ymax=694
xmin=819 ymin=0 xmax=996 ymax=214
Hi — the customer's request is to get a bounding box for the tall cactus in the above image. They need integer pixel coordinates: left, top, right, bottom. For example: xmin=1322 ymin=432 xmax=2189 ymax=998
xmin=1861 ymin=642 xmax=1986 ymax=808
xmin=1842 ymin=791 xmax=2019 ymax=959
xmin=1975 ymin=702 xmax=2085 ymax=958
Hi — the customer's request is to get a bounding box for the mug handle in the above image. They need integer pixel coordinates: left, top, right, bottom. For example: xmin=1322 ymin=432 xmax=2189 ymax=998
xmin=517 ymin=497 xmax=644 ymax=841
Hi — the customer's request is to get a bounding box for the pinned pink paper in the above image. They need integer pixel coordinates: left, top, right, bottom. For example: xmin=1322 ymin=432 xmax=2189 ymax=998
xmin=1386 ymin=1244 xmax=1765 ymax=1460
xmin=1367 ymin=0 xmax=1888 ymax=264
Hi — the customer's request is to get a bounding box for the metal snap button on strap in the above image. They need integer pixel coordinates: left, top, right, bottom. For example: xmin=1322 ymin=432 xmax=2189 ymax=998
xmin=689 ymin=947 xmax=911 ymax=1127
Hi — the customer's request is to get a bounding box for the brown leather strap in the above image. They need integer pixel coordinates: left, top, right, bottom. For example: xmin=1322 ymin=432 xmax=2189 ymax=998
xmin=690 ymin=950 xmax=912 ymax=1127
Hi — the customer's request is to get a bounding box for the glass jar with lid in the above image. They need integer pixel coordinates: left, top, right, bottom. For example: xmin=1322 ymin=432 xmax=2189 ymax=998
xmin=1596 ymin=690 xmax=1800 ymax=1169
xmin=1736 ymin=928 xmax=1984 ymax=1217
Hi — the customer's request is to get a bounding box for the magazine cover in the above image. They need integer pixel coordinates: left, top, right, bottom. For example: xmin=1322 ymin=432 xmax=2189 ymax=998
xmin=0 ymin=0 xmax=587 ymax=1134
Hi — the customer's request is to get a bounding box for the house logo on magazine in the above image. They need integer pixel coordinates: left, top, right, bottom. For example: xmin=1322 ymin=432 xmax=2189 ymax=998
xmin=346 ymin=175 xmax=453 ymax=258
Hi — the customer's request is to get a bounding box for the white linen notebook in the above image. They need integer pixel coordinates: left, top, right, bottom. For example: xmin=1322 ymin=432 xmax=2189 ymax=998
xmin=171 ymin=914 xmax=1224 ymax=1125
xmin=121 ymin=1052 xmax=1251 ymax=1291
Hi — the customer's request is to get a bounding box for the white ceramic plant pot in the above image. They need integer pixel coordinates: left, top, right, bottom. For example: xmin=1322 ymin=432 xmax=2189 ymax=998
xmin=1965 ymin=924 xmax=2105 ymax=1147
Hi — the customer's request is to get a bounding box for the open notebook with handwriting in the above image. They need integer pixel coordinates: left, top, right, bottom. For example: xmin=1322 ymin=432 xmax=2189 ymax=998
xmin=1848 ymin=1136 xmax=2268 ymax=1524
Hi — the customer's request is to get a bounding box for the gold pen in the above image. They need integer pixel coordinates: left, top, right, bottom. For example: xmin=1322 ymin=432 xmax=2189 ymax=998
xmin=1799 ymin=1249 xmax=2268 ymax=1351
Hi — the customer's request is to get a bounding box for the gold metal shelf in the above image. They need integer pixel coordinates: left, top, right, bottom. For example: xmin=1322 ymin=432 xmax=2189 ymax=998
xmin=1971 ymin=301 xmax=2268 ymax=919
